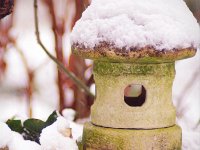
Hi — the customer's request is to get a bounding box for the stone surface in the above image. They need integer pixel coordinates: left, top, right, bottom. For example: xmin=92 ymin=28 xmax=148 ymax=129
xmin=72 ymin=45 xmax=196 ymax=63
xmin=91 ymin=61 xmax=176 ymax=129
xmin=78 ymin=122 xmax=182 ymax=150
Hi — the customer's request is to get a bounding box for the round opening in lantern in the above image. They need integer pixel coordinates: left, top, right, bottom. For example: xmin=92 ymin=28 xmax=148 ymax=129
xmin=124 ymin=84 xmax=146 ymax=107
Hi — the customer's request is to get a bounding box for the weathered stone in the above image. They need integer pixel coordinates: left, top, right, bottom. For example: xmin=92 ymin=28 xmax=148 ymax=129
xmin=79 ymin=123 xmax=182 ymax=150
xmin=91 ymin=62 xmax=176 ymax=129
xmin=72 ymin=44 xmax=196 ymax=63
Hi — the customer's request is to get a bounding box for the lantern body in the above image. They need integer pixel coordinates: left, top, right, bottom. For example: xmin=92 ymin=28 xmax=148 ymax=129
xmin=92 ymin=61 xmax=176 ymax=129
xmin=77 ymin=61 xmax=182 ymax=150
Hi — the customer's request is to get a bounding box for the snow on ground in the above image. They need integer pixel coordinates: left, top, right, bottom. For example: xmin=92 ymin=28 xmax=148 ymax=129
xmin=71 ymin=0 xmax=200 ymax=50
xmin=0 ymin=122 xmax=12 ymax=148
xmin=40 ymin=116 xmax=78 ymax=150
xmin=8 ymin=132 xmax=41 ymax=150
xmin=0 ymin=122 xmax=41 ymax=150
xmin=0 ymin=112 xmax=81 ymax=150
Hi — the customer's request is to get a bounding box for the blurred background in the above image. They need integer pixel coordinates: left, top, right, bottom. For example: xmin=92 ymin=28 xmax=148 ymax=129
xmin=0 ymin=0 xmax=199 ymax=149
xmin=0 ymin=0 xmax=94 ymax=121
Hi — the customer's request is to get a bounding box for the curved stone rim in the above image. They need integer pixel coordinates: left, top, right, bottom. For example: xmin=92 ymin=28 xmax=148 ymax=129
xmin=72 ymin=44 xmax=196 ymax=63
xmin=78 ymin=122 xmax=182 ymax=150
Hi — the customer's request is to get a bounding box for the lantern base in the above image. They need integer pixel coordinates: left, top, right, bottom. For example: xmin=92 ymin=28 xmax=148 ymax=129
xmin=78 ymin=122 xmax=182 ymax=150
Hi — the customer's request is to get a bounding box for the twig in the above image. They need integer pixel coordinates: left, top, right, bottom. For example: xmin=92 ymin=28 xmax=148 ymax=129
xmin=13 ymin=43 xmax=33 ymax=117
xmin=45 ymin=0 xmax=65 ymax=111
xmin=33 ymin=0 xmax=94 ymax=98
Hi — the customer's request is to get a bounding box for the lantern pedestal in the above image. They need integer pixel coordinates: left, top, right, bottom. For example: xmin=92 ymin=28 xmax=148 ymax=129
xmin=78 ymin=122 xmax=182 ymax=150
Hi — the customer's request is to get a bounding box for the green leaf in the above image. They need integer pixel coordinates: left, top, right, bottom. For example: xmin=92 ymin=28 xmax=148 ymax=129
xmin=5 ymin=111 xmax=58 ymax=144
xmin=23 ymin=119 xmax=46 ymax=134
xmin=45 ymin=110 xmax=58 ymax=127
xmin=6 ymin=119 xmax=24 ymax=134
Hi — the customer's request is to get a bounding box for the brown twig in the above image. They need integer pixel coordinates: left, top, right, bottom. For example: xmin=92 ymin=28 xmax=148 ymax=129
xmin=33 ymin=0 xmax=95 ymax=99
xmin=13 ymin=43 xmax=34 ymax=117
xmin=44 ymin=0 xmax=65 ymax=111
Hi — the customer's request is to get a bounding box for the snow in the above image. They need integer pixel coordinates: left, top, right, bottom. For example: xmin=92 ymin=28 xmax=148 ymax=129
xmin=71 ymin=0 xmax=200 ymax=51
xmin=0 ymin=122 xmax=12 ymax=148
xmin=70 ymin=122 xmax=83 ymax=140
xmin=8 ymin=132 xmax=41 ymax=150
xmin=0 ymin=114 xmax=80 ymax=150
xmin=40 ymin=116 xmax=78 ymax=150
xmin=0 ymin=122 xmax=41 ymax=150
xmin=62 ymin=109 xmax=76 ymax=121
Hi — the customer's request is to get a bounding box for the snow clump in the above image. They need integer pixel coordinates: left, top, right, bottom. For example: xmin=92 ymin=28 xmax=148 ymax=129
xmin=0 ymin=122 xmax=41 ymax=150
xmin=71 ymin=0 xmax=200 ymax=51
xmin=0 ymin=122 xmax=12 ymax=148
xmin=40 ymin=116 xmax=78 ymax=150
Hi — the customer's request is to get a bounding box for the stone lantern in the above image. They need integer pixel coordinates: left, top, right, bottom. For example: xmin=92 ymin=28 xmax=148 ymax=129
xmin=71 ymin=0 xmax=200 ymax=149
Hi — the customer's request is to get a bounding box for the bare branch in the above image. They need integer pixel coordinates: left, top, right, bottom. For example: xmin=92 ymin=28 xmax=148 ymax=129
xmin=33 ymin=0 xmax=95 ymax=98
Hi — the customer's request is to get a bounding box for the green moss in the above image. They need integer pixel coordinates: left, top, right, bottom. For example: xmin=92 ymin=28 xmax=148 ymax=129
xmin=93 ymin=61 xmax=175 ymax=76
xmin=79 ymin=123 xmax=182 ymax=150
xmin=91 ymin=61 xmax=176 ymax=129
xmin=77 ymin=141 xmax=83 ymax=150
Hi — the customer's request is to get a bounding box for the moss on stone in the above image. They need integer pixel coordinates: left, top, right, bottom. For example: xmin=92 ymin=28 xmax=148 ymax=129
xmin=79 ymin=123 xmax=182 ymax=150
xmin=72 ymin=44 xmax=185 ymax=149
xmin=93 ymin=61 xmax=175 ymax=76
xmin=91 ymin=62 xmax=176 ymax=129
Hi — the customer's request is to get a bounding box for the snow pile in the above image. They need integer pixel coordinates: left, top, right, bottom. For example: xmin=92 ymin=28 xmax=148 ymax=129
xmin=62 ymin=109 xmax=76 ymax=121
xmin=62 ymin=109 xmax=83 ymax=140
xmin=69 ymin=122 xmax=83 ymax=141
xmin=8 ymin=132 xmax=41 ymax=150
xmin=71 ymin=0 xmax=200 ymax=50
xmin=0 ymin=114 xmax=80 ymax=150
xmin=0 ymin=122 xmax=12 ymax=148
xmin=0 ymin=123 xmax=41 ymax=150
xmin=40 ymin=116 xmax=78 ymax=150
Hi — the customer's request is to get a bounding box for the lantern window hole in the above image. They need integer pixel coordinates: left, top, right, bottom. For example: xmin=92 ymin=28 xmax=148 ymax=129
xmin=124 ymin=84 xmax=146 ymax=107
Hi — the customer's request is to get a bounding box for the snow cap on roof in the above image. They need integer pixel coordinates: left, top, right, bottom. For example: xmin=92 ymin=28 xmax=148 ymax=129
xmin=71 ymin=0 xmax=200 ymax=51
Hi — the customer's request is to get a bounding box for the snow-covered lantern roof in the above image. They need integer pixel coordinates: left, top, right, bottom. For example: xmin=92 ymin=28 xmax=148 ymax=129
xmin=71 ymin=0 xmax=200 ymax=149
xmin=71 ymin=0 xmax=199 ymax=63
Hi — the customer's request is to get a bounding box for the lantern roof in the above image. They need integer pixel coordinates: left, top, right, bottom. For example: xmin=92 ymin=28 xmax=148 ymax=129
xmin=71 ymin=0 xmax=199 ymax=62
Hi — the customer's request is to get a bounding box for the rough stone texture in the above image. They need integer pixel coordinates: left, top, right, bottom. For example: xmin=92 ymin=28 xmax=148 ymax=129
xmin=79 ymin=122 xmax=182 ymax=150
xmin=72 ymin=44 xmax=196 ymax=63
xmin=91 ymin=62 xmax=176 ymax=129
